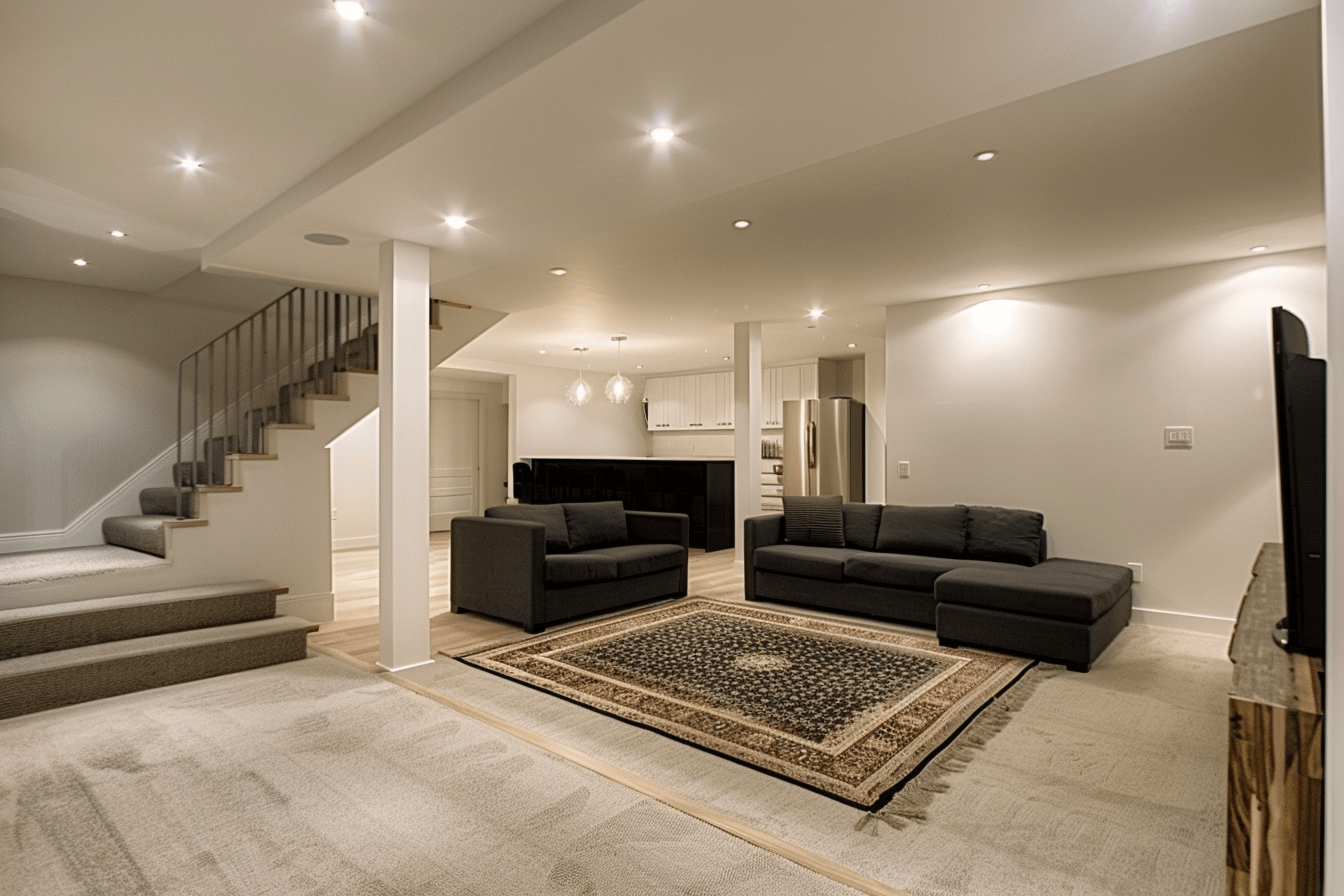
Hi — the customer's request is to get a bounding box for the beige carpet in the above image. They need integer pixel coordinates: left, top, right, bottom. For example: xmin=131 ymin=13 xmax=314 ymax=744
xmin=430 ymin=622 xmax=1232 ymax=896
xmin=0 ymin=653 xmax=872 ymax=895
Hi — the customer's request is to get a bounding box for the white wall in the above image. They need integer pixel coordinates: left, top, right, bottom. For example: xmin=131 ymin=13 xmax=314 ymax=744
xmin=885 ymin=249 xmax=1325 ymax=631
xmin=0 ymin=275 xmax=243 ymax=541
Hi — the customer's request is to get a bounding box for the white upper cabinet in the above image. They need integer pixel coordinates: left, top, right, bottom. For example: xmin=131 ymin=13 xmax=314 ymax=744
xmin=646 ymin=365 xmax=810 ymax=431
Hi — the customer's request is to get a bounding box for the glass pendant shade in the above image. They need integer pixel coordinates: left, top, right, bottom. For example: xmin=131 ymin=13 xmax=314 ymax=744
xmin=566 ymin=346 xmax=592 ymax=406
xmin=605 ymin=334 xmax=632 ymax=404
xmin=605 ymin=373 xmax=633 ymax=403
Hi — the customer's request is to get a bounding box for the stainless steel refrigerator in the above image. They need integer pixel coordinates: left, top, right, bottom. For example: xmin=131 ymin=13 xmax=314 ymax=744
xmin=783 ymin=398 xmax=864 ymax=501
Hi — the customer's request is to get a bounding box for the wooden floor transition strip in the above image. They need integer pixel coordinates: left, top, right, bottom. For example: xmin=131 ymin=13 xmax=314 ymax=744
xmin=305 ymin=641 xmax=908 ymax=896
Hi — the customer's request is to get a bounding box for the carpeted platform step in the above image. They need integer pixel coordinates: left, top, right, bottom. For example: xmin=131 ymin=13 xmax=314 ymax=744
xmin=0 ymin=580 xmax=283 ymax=661
xmin=0 ymin=616 xmax=313 ymax=720
xmin=102 ymin=514 xmax=175 ymax=557
xmin=139 ymin=486 xmax=196 ymax=517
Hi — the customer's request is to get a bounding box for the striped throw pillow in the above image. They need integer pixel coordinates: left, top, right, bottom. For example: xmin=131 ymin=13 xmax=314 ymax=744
xmin=783 ymin=494 xmax=845 ymax=548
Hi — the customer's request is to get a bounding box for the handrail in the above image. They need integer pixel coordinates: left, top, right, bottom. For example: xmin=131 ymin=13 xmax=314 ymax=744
xmin=173 ymin=288 xmax=378 ymax=518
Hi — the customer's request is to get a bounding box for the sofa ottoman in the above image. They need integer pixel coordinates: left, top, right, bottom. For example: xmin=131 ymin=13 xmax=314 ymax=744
xmin=934 ymin=558 xmax=1133 ymax=672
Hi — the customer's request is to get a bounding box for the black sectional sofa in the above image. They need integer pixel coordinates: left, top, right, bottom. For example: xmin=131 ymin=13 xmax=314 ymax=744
xmin=451 ymin=501 xmax=689 ymax=633
xmin=744 ymin=502 xmax=1132 ymax=671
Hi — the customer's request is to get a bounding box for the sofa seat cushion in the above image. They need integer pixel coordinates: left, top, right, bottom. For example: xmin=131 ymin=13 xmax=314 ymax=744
xmin=545 ymin=553 xmax=618 ymax=585
xmin=598 ymin=543 xmax=684 ymax=578
xmin=934 ymin=558 xmax=1132 ymax=623
xmin=843 ymin=553 xmax=1019 ymax=591
xmin=753 ymin=544 xmax=858 ymax=581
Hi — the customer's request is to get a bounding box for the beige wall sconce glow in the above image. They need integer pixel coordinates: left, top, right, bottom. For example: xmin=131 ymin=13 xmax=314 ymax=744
xmin=566 ymin=347 xmax=592 ymax=406
xmin=605 ymin=335 xmax=633 ymax=404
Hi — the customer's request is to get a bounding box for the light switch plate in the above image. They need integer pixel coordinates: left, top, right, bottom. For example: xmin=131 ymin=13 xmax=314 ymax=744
xmin=1127 ymin=562 xmax=1143 ymax=583
xmin=1164 ymin=426 xmax=1193 ymax=449
xmin=898 ymin=460 xmax=911 ymax=478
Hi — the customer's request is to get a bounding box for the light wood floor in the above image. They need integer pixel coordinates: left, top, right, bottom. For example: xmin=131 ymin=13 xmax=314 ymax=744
xmin=309 ymin=533 xmax=744 ymax=665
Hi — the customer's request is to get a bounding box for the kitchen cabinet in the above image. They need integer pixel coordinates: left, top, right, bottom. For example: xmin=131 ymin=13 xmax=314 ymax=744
xmin=646 ymin=365 xmax=811 ymax=431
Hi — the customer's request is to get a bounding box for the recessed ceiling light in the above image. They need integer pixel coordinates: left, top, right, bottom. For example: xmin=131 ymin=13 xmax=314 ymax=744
xmin=73 ymin=258 xmax=88 ymax=266
xmin=333 ymin=0 xmax=367 ymax=20
xmin=808 ymin=309 xmax=823 ymax=320
xmin=110 ymin=230 xmax=125 ymax=238
xmin=649 ymin=126 xmax=675 ymax=143
xmin=179 ymin=158 xmax=202 ymax=171
xmin=538 ymin=350 xmax=546 ymax=355
xmin=733 ymin=219 xmax=751 ymax=229
xmin=847 ymin=343 xmax=856 ymax=348
xmin=974 ymin=150 xmax=998 ymax=161
xmin=636 ymin=364 xmax=643 ymax=369
xmin=1251 ymin=245 xmax=1268 ymax=252
xmin=444 ymin=215 xmax=467 ymax=229
xmin=549 ymin=267 xmax=567 ymax=276
xmin=978 ymin=284 xmax=991 ymax=290
xmin=723 ymin=356 xmax=730 ymax=361
xmin=304 ymin=232 xmax=350 ymax=246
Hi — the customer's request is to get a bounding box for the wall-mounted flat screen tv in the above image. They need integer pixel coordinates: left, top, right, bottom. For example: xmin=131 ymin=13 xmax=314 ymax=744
xmin=1270 ymin=306 xmax=1326 ymax=657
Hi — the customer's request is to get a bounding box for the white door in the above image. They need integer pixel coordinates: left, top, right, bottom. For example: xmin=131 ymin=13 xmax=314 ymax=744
xmin=430 ymin=396 xmax=479 ymax=531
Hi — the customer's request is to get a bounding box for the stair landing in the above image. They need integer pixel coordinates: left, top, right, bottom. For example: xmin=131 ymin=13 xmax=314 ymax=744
xmin=0 ymin=544 xmax=170 ymax=589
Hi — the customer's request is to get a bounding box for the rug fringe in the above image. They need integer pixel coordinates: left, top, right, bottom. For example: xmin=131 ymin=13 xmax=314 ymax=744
xmin=855 ymin=662 xmax=1062 ymax=832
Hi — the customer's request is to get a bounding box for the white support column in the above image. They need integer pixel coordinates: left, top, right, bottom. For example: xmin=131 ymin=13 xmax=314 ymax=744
xmin=377 ymin=239 xmax=432 ymax=672
xmin=733 ymin=322 xmax=762 ymax=566
xmin=1322 ymin=2 xmax=1342 ymax=890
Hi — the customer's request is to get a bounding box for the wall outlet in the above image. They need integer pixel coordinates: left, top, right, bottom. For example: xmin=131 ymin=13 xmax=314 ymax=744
xmin=898 ymin=460 xmax=911 ymax=479
xmin=1164 ymin=426 xmax=1193 ymax=449
xmin=1127 ymin=562 xmax=1143 ymax=583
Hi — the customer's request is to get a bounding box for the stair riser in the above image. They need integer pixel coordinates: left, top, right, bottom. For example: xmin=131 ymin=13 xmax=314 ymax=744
xmin=0 ymin=630 xmax=308 ymax=720
xmin=0 ymin=592 xmax=278 ymax=661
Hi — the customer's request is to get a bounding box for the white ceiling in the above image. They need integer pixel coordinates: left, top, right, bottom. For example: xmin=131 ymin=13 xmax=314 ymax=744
xmin=0 ymin=0 xmax=1323 ymax=374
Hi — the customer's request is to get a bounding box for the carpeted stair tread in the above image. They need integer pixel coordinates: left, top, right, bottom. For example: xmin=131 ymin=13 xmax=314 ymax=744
xmin=102 ymin=514 xmax=175 ymax=557
xmin=0 ymin=616 xmax=312 ymax=720
xmin=0 ymin=545 xmax=170 ymax=588
xmin=0 ymin=580 xmax=282 ymax=661
xmin=139 ymin=486 xmax=196 ymax=517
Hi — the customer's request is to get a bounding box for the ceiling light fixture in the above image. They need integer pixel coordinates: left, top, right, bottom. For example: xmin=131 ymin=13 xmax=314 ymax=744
xmin=444 ymin=215 xmax=467 ymax=229
xmin=73 ymin=258 xmax=88 ymax=266
xmin=179 ymin=158 xmax=202 ymax=171
xmin=606 ymin=336 xmax=633 ymax=404
xmin=1251 ymin=245 xmax=1268 ymax=252
xmin=110 ymin=230 xmax=125 ymax=238
xmin=304 ymin=232 xmax=350 ymax=246
xmin=566 ymin=347 xmax=592 ymax=406
xmin=333 ymin=1 xmax=367 ymax=21
xmin=977 ymin=284 xmax=991 ymax=290
xmin=847 ymin=343 xmax=856 ymax=349
xmin=808 ymin=309 xmax=823 ymax=321
xmin=973 ymin=150 xmax=998 ymax=161
xmin=649 ymin=126 xmax=675 ymax=143
xmin=538 ymin=350 xmax=546 ymax=355
xmin=733 ymin=219 xmax=751 ymax=229
xmin=549 ymin=267 xmax=567 ymax=276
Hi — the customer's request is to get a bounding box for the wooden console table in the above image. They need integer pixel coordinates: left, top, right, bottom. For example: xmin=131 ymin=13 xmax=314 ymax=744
xmin=1226 ymin=543 xmax=1323 ymax=896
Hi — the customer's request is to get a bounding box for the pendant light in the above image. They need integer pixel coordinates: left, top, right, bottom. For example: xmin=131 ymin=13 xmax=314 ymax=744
xmin=605 ymin=335 xmax=633 ymax=404
xmin=565 ymin=347 xmax=592 ymax=406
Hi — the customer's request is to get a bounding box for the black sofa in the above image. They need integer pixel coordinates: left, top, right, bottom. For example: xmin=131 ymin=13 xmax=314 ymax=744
xmin=451 ymin=501 xmax=689 ymax=633
xmin=744 ymin=502 xmax=1132 ymax=671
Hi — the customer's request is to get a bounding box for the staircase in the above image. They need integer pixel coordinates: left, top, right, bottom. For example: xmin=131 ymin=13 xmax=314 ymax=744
xmin=0 ymin=580 xmax=309 ymax=720
xmin=0 ymin=290 xmax=507 ymax=620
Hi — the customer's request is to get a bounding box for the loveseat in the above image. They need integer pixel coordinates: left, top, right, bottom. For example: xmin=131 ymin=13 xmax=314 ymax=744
xmin=451 ymin=501 xmax=689 ymax=633
xmin=744 ymin=501 xmax=1132 ymax=671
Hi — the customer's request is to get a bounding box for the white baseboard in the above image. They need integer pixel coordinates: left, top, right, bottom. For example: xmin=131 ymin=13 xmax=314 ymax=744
xmin=1131 ymin=606 xmax=1234 ymax=637
xmin=280 ymin=591 xmax=334 ymax=624
xmin=332 ymin=536 xmax=378 ymax=551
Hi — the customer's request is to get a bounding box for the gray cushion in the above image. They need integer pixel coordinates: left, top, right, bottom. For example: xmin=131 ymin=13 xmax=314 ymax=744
xmin=965 ymin=505 xmax=1044 ymax=566
xmin=545 ymin=553 xmax=618 ymax=585
xmin=783 ymin=495 xmax=845 ymax=548
xmin=841 ymin=503 xmax=883 ymax=550
xmin=752 ymin=544 xmax=856 ymax=581
xmin=485 ymin=504 xmax=569 ymax=554
xmin=935 ymin=558 xmax=1132 ymax=622
xmin=875 ymin=505 xmax=967 ymax=557
xmin=598 ymin=543 xmax=684 ymax=578
xmin=843 ymin=553 xmax=1020 ymax=591
xmin=563 ymin=501 xmax=629 ymax=551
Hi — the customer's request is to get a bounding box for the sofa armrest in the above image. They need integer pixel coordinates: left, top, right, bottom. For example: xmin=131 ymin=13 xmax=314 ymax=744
xmin=743 ymin=514 xmax=786 ymax=601
xmin=450 ymin=516 xmax=546 ymax=629
xmin=625 ymin=510 xmax=690 ymax=549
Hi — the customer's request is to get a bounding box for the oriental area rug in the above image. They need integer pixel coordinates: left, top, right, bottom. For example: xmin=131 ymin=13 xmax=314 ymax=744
xmin=462 ymin=598 xmax=1035 ymax=807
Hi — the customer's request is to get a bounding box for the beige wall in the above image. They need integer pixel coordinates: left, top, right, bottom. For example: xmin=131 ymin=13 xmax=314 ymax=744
xmin=0 ymin=275 xmax=241 ymax=538
xmin=885 ymin=248 xmax=1325 ymax=630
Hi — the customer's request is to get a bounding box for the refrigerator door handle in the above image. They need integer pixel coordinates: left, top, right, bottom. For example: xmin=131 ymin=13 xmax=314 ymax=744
xmin=808 ymin=421 xmax=817 ymax=469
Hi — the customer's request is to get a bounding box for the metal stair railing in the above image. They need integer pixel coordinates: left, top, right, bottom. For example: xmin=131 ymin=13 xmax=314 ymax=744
xmin=173 ymin=288 xmax=377 ymax=519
